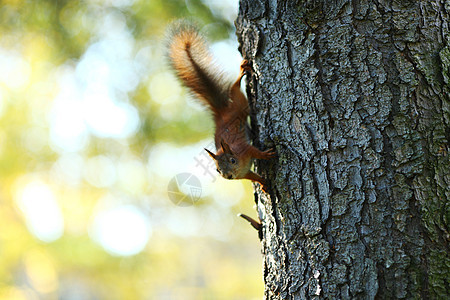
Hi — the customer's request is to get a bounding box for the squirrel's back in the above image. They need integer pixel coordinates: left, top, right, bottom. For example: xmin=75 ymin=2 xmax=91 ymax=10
xmin=166 ymin=21 xmax=230 ymax=111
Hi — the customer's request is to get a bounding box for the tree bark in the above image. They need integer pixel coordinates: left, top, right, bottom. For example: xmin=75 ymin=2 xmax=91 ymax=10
xmin=236 ymin=0 xmax=449 ymax=298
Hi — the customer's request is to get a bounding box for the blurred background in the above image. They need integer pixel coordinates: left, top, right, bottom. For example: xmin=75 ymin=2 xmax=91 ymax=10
xmin=0 ymin=0 xmax=264 ymax=299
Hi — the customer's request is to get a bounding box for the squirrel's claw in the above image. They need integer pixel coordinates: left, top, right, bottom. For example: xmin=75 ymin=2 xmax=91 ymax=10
xmin=261 ymin=148 xmax=276 ymax=159
xmin=240 ymin=59 xmax=252 ymax=74
xmin=260 ymin=182 xmax=270 ymax=194
xmin=257 ymin=177 xmax=270 ymax=194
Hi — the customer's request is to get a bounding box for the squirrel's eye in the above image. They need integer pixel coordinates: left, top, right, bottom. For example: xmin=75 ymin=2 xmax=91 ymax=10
xmin=230 ymin=158 xmax=236 ymax=164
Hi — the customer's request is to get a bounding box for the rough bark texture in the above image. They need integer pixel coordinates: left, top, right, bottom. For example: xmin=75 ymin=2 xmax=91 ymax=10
xmin=236 ymin=0 xmax=449 ymax=298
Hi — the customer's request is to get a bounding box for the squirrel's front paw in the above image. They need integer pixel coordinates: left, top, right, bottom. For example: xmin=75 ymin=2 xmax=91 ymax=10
xmin=261 ymin=148 xmax=276 ymax=159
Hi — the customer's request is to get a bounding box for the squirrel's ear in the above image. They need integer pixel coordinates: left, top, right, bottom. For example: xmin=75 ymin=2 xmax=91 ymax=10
xmin=220 ymin=140 xmax=233 ymax=154
xmin=204 ymin=148 xmax=217 ymax=160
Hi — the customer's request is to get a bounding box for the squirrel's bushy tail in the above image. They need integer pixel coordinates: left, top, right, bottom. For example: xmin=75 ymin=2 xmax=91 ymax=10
xmin=166 ymin=20 xmax=230 ymax=111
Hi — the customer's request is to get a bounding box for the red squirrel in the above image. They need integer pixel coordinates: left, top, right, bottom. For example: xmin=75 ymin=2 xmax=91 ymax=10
xmin=167 ymin=21 xmax=275 ymax=192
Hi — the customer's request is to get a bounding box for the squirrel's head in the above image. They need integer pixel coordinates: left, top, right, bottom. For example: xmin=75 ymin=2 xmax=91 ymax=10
xmin=205 ymin=140 xmax=242 ymax=180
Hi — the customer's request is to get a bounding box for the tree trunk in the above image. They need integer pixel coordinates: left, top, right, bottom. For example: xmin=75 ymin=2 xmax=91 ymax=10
xmin=236 ymin=0 xmax=449 ymax=298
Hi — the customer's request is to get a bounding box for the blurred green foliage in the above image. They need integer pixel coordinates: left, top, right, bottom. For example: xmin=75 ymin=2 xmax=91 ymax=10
xmin=0 ymin=0 xmax=263 ymax=299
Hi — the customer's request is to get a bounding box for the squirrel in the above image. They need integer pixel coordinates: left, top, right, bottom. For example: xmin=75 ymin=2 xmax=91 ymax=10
xmin=167 ymin=21 xmax=275 ymax=192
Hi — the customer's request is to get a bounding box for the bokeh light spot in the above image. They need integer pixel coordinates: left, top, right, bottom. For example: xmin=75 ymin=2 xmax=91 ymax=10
xmin=0 ymin=48 xmax=31 ymax=89
xmin=90 ymin=205 xmax=151 ymax=256
xmin=15 ymin=180 xmax=64 ymax=243
xmin=49 ymin=87 xmax=88 ymax=152
xmin=83 ymin=90 xmax=139 ymax=138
